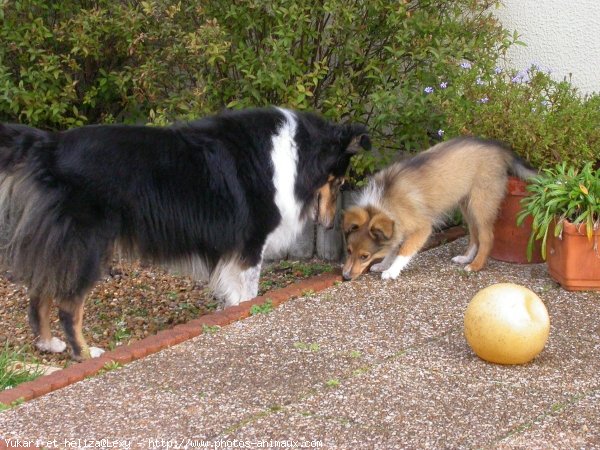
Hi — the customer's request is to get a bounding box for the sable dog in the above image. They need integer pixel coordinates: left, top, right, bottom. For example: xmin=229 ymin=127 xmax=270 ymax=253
xmin=342 ymin=137 xmax=536 ymax=281
xmin=0 ymin=107 xmax=370 ymax=360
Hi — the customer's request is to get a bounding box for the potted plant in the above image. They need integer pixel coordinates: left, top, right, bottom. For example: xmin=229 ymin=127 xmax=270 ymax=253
xmin=490 ymin=176 xmax=544 ymax=263
xmin=517 ymin=162 xmax=600 ymax=290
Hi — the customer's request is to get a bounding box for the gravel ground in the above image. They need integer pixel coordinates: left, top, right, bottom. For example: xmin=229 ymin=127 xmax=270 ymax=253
xmin=1 ymin=238 xmax=599 ymax=448
xmin=0 ymin=259 xmax=333 ymax=367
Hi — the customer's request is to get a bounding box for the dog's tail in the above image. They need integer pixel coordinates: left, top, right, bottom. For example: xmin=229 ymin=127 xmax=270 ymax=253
xmin=508 ymin=151 xmax=538 ymax=181
xmin=0 ymin=124 xmax=56 ymax=173
xmin=0 ymin=124 xmax=75 ymax=298
xmin=0 ymin=123 xmax=55 ymax=171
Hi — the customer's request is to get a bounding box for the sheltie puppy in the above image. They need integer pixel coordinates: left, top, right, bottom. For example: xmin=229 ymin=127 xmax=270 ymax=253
xmin=0 ymin=107 xmax=370 ymax=360
xmin=342 ymin=137 xmax=536 ymax=281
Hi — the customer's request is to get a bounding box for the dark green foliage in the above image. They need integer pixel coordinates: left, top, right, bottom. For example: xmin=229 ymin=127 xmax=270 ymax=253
xmin=1 ymin=0 xmax=512 ymax=178
xmin=0 ymin=0 xmax=227 ymax=127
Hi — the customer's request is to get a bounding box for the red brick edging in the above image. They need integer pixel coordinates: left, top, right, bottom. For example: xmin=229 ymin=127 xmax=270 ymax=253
xmin=0 ymin=226 xmax=466 ymax=408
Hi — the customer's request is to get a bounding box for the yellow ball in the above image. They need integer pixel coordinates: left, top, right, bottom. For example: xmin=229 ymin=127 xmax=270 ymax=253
xmin=464 ymin=283 xmax=550 ymax=365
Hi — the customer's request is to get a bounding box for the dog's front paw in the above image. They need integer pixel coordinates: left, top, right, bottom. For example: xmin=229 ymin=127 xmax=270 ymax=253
xmin=381 ymin=268 xmax=400 ymax=280
xmin=370 ymin=262 xmax=386 ymax=273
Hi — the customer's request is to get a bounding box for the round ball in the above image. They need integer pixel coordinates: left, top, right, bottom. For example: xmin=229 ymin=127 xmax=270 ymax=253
xmin=464 ymin=283 xmax=550 ymax=365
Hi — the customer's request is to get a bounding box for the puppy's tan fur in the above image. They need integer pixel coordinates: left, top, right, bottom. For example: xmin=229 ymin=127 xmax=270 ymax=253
xmin=342 ymin=137 xmax=537 ymax=281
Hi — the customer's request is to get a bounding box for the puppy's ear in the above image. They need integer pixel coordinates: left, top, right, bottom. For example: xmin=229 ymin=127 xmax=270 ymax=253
xmin=343 ymin=206 xmax=369 ymax=235
xmin=368 ymin=213 xmax=394 ymax=242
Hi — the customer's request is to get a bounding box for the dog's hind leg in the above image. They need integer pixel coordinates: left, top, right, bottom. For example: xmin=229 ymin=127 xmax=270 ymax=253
xmin=465 ymin=226 xmax=493 ymax=272
xmin=464 ymin=187 xmax=504 ymax=272
xmin=54 ymin=235 xmax=111 ymax=361
xmin=57 ymin=295 xmax=104 ymax=361
xmin=452 ymin=202 xmax=479 ymax=264
xmin=29 ymin=295 xmax=67 ymax=353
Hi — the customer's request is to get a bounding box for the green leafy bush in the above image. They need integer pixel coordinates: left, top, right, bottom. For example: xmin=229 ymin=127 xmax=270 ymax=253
xmin=430 ymin=62 xmax=600 ymax=168
xmin=517 ymin=162 xmax=600 ymax=260
xmin=201 ymin=0 xmax=514 ymax=182
xmin=0 ymin=0 xmax=228 ymax=127
xmin=1 ymin=0 xmax=514 ymax=179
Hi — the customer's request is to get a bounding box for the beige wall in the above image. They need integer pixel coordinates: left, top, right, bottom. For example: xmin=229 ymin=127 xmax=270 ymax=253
xmin=494 ymin=0 xmax=600 ymax=94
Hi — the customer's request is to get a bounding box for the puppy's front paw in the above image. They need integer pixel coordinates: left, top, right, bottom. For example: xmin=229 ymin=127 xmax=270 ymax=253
xmin=381 ymin=268 xmax=400 ymax=280
xmin=370 ymin=262 xmax=386 ymax=273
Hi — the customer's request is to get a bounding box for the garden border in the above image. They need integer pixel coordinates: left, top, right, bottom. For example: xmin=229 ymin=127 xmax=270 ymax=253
xmin=0 ymin=226 xmax=465 ymax=408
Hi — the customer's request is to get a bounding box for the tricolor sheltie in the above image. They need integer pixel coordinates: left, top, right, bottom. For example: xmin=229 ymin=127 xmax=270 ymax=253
xmin=342 ymin=137 xmax=536 ymax=281
xmin=0 ymin=107 xmax=370 ymax=360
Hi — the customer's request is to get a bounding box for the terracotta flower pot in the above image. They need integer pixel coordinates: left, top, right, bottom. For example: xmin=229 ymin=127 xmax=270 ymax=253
xmin=546 ymin=220 xmax=600 ymax=291
xmin=491 ymin=177 xmax=544 ymax=264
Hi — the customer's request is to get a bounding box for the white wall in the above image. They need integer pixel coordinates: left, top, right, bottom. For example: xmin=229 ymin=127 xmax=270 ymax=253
xmin=494 ymin=0 xmax=600 ymax=95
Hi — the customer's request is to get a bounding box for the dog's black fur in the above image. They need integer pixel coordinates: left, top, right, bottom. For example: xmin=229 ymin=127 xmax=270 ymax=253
xmin=0 ymin=107 xmax=370 ymax=359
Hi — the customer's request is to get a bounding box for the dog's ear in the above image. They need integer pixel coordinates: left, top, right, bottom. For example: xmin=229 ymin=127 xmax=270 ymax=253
xmin=368 ymin=213 xmax=394 ymax=242
xmin=343 ymin=206 xmax=369 ymax=235
xmin=345 ymin=133 xmax=371 ymax=155
xmin=341 ymin=124 xmax=371 ymax=155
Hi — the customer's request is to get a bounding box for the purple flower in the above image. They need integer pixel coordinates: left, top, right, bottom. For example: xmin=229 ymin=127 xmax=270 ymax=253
xmin=439 ymin=81 xmax=448 ymax=89
xmin=494 ymin=66 xmax=503 ymax=74
xmin=530 ymin=62 xmax=542 ymax=71
xmin=478 ymin=96 xmax=489 ymax=104
xmin=424 ymin=86 xmax=434 ymax=94
xmin=437 ymin=129 xmax=445 ymax=137
xmin=460 ymin=61 xmax=472 ymax=69
xmin=541 ymin=100 xmax=549 ymax=107
xmin=476 ymin=77 xmax=484 ymax=85
xmin=511 ymin=70 xmax=530 ymax=83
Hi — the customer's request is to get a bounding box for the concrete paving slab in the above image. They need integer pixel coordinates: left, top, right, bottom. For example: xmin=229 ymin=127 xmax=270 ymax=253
xmin=227 ymin=353 xmax=575 ymax=448
xmin=0 ymin=238 xmax=599 ymax=449
xmin=498 ymin=389 xmax=600 ymax=449
xmin=399 ymin=327 xmax=600 ymax=394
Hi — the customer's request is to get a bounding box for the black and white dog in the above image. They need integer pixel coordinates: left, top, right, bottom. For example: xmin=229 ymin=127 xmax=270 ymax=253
xmin=0 ymin=107 xmax=370 ymax=360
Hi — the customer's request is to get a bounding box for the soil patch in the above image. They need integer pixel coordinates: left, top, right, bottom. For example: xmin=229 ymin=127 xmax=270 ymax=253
xmin=0 ymin=259 xmax=333 ymax=368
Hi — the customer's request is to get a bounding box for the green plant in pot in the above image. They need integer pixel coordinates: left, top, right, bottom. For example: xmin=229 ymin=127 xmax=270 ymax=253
xmin=517 ymin=162 xmax=600 ymax=290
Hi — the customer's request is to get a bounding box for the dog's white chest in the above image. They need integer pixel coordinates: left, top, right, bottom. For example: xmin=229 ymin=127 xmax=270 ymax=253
xmin=263 ymin=109 xmax=304 ymax=257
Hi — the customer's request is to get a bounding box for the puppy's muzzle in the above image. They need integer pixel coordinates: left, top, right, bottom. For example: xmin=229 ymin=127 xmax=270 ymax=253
xmin=342 ymin=270 xmax=353 ymax=281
